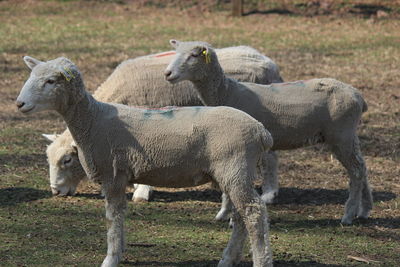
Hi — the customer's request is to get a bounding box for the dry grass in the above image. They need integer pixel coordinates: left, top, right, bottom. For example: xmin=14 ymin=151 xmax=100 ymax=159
xmin=0 ymin=0 xmax=399 ymax=266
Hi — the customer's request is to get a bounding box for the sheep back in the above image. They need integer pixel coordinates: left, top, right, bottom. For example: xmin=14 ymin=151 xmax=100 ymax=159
xmin=83 ymin=104 xmax=268 ymax=188
xmin=93 ymin=46 xmax=282 ymax=107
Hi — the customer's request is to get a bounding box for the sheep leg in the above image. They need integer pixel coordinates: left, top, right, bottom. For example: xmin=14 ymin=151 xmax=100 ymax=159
xmin=227 ymin=180 xmax=273 ymax=267
xmin=101 ymin=177 xmax=128 ymax=267
xmin=260 ymin=151 xmax=279 ymax=204
xmin=215 ymin=193 xmax=233 ymax=221
xmin=217 ymin=210 xmax=247 ymax=266
xmin=331 ymin=135 xmax=372 ymax=224
xmin=358 ymin=177 xmax=373 ymax=219
xmin=132 ymin=184 xmax=153 ymax=202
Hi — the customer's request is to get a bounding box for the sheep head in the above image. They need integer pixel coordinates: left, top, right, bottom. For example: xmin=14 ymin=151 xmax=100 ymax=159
xmin=16 ymin=56 xmax=82 ymax=114
xmin=164 ymin=40 xmax=216 ymax=84
xmin=43 ymin=133 xmax=86 ymax=196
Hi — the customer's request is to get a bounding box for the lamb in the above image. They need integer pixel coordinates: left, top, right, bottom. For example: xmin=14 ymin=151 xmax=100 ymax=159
xmin=44 ymin=46 xmax=283 ymax=203
xmin=164 ymin=40 xmax=373 ymax=225
xmin=17 ymin=56 xmax=274 ymax=267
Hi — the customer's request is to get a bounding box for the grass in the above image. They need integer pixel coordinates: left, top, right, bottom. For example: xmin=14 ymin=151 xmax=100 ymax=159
xmin=0 ymin=0 xmax=399 ymax=266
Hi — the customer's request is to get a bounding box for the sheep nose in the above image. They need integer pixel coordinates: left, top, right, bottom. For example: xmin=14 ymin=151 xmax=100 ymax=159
xmin=51 ymin=187 xmax=60 ymax=196
xmin=164 ymin=70 xmax=172 ymax=78
xmin=16 ymin=101 xmax=25 ymax=109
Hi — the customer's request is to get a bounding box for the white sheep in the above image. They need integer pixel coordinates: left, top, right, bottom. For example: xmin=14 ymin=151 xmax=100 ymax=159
xmin=17 ymin=56 xmax=274 ymax=267
xmin=164 ymin=40 xmax=373 ymax=225
xmin=43 ymin=47 xmax=283 ymax=204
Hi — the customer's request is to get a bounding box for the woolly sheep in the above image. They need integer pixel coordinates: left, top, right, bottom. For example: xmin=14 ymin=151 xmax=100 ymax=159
xmin=17 ymin=56 xmax=274 ymax=267
xmin=164 ymin=40 xmax=373 ymax=225
xmin=43 ymin=46 xmax=283 ymax=204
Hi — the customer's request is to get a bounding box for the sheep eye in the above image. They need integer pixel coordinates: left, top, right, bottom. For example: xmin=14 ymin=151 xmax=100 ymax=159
xmin=63 ymin=157 xmax=72 ymax=165
xmin=46 ymin=79 xmax=55 ymax=85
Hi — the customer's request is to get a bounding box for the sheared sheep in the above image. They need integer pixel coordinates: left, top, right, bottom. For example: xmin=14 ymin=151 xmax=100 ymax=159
xmin=164 ymin=40 xmax=372 ymax=225
xmin=43 ymin=46 xmax=283 ymax=205
xmin=17 ymin=56 xmax=274 ymax=267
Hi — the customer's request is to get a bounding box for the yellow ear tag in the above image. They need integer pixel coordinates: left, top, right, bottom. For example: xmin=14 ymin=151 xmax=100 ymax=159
xmin=61 ymin=67 xmax=75 ymax=82
xmin=202 ymin=50 xmax=211 ymax=64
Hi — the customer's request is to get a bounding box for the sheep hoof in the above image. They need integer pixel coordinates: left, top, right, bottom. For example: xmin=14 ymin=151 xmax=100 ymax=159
xmin=132 ymin=187 xmax=153 ymax=202
xmin=357 ymin=209 xmax=370 ymax=219
xmin=217 ymin=258 xmax=236 ymax=267
xmin=261 ymin=191 xmax=278 ymax=204
xmin=340 ymin=216 xmax=354 ymax=225
xmin=215 ymin=209 xmax=230 ymax=221
xmin=101 ymin=255 xmax=120 ymax=267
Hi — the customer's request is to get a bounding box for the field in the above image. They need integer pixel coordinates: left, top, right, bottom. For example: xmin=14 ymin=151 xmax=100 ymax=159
xmin=0 ymin=0 xmax=399 ymax=266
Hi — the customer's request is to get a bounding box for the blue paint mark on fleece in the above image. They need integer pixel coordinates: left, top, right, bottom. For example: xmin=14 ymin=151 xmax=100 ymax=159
xmin=142 ymin=106 xmax=177 ymax=119
xmin=141 ymin=106 xmax=205 ymax=120
xmin=269 ymin=80 xmax=305 ymax=92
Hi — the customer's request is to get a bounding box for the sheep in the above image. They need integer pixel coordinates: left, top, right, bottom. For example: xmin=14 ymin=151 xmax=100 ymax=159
xmin=17 ymin=56 xmax=274 ymax=267
xmin=43 ymin=46 xmax=283 ymax=204
xmin=164 ymin=40 xmax=373 ymax=225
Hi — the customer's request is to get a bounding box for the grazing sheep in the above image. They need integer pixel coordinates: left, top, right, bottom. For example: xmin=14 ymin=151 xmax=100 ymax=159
xmin=164 ymin=40 xmax=372 ymax=225
xmin=43 ymin=47 xmax=283 ymax=204
xmin=17 ymin=56 xmax=274 ymax=267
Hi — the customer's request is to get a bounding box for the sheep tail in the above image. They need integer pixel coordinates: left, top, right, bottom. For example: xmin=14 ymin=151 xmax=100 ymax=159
xmin=361 ymin=96 xmax=368 ymax=113
xmin=353 ymin=86 xmax=368 ymax=113
xmin=257 ymin=123 xmax=273 ymax=152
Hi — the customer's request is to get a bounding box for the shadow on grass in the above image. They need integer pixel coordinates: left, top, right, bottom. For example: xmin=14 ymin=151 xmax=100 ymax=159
xmin=75 ymin=192 xmax=104 ymax=199
xmin=275 ymin=261 xmax=346 ymax=267
xmin=275 ymin=187 xmax=396 ymax=206
xmin=77 ymin=186 xmax=396 ymax=207
xmin=243 ymin=8 xmax=294 ymax=16
xmin=0 ymin=187 xmax=51 ymax=206
xmin=152 ymin=189 xmax=221 ymax=203
xmin=122 ymin=260 xmax=221 ymax=266
xmin=75 ymin=187 xmax=396 ymax=208
xmin=273 ymin=217 xmax=400 ymax=230
xmin=76 ymin=188 xmax=222 ymax=203
xmin=242 ymin=3 xmax=394 ymax=18
xmin=122 ymin=259 xmax=345 ymax=266
xmin=139 ymin=187 xmax=395 ymax=206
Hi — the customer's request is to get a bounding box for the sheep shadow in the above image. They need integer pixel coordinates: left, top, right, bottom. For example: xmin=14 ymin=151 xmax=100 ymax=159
xmin=122 ymin=259 xmax=345 ymax=266
xmin=76 ymin=188 xmax=222 ymax=202
xmin=274 ymin=187 xmax=396 ymax=206
xmin=243 ymin=8 xmax=293 ymax=16
xmin=272 ymin=217 xmax=400 ymax=231
xmin=121 ymin=259 xmax=221 ymax=266
xmin=242 ymin=3 xmax=392 ymax=18
xmin=0 ymin=187 xmax=51 ymax=206
xmin=274 ymin=261 xmax=346 ymax=267
xmin=75 ymin=187 xmax=396 ymax=208
xmin=130 ymin=187 xmax=396 ymax=206
xmin=150 ymin=188 xmax=221 ymax=203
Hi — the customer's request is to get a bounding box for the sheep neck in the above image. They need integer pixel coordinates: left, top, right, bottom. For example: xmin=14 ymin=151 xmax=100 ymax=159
xmin=61 ymin=85 xmax=98 ymax=147
xmin=191 ymin=62 xmax=230 ymax=106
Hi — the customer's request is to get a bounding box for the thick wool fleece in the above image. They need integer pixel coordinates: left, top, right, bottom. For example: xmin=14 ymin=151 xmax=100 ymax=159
xmin=166 ymin=40 xmax=372 ymax=225
xmin=18 ymin=57 xmax=274 ymax=267
xmin=93 ymin=46 xmax=283 ymax=106
xmin=171 ymin=42 xmax=367 ymax=151
xmin=48 ymin=45 xmax=282 ymax=188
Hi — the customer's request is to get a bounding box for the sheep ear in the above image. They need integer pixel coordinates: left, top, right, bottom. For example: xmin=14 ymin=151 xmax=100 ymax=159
xmin=42 ymin=134 xmax=58 ymax=143
xmin=169 ymin=39 xmax=180 ymax=48
xmin=59 ymin=66 xmax=75 ymax=82
xmin=201 ymin=45 xmax=209 ymax=54
xmin=24 ymin=56 xmax=43 ymax=70
xmin=200 ymin=46 xmax=211 ymax=64
xmin=70 ymin=140 xmax=78 ymax=152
